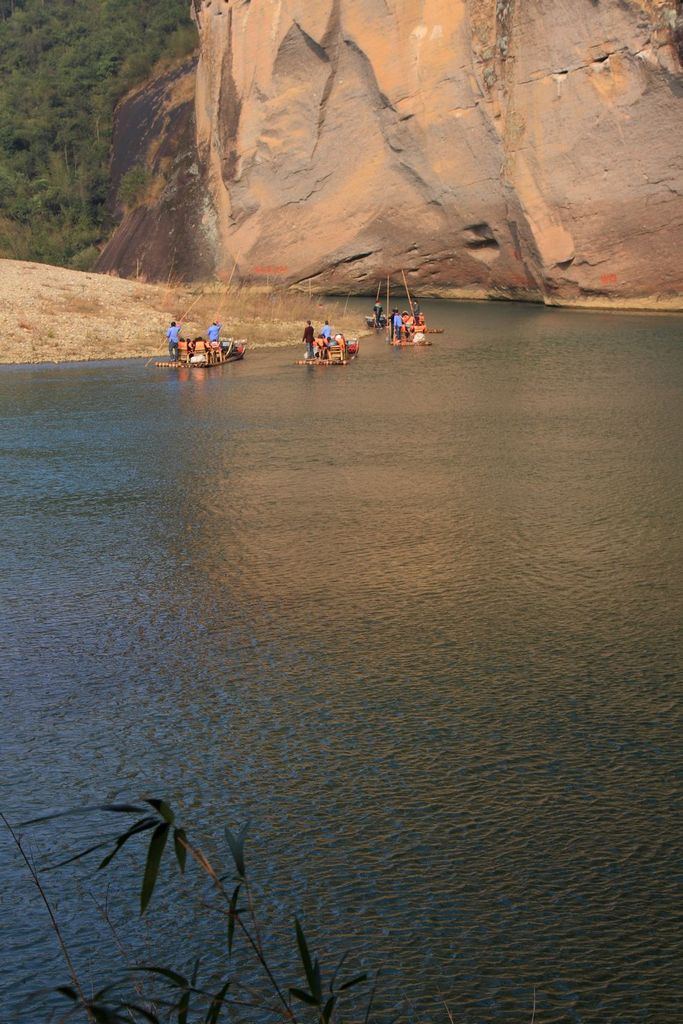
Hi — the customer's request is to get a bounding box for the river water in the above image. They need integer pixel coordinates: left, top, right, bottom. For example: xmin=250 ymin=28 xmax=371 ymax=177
xmin=1 ymin=299 xmax=681 ymax=1023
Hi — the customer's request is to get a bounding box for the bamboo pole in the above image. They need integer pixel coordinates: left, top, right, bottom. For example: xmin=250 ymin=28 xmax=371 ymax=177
xmin=159 ymin=255 xmax=177 ymax=310
xmin=401 ymin=268 xmax=414 ymax=316
xmin=375 ymin=280 xmax=382 ymax=302
xmin=343 ymin=292 xmax=351 ymax=316
xmin=227 ymin=254 xmax=240 ymax=289
xmin=178 ymin=288 xmax=204 ymax=326
xmin=215 ymin=254 xmax=240 ymax=321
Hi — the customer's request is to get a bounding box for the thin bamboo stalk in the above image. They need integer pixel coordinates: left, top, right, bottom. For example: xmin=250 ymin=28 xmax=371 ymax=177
xmin=215 ymin=254 xmax=240 ymax=321
xmin=178 ymin=288 xmax=204 ymax=325
xmin=401 ymin=268 xmax=414 ymax=315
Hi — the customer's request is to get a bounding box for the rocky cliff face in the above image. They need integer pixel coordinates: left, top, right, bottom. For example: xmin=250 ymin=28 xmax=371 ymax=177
xmin=99 ymin=0 xmax=683 ymax=307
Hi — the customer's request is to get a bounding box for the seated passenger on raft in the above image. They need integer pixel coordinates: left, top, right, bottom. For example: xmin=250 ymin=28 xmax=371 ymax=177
xmin=332 ymin=333 xmax=347 ymax=355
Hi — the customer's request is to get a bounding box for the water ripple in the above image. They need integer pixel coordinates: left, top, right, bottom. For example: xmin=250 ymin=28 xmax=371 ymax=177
xmin=1 ymin=302 xmax=682 ymax=1022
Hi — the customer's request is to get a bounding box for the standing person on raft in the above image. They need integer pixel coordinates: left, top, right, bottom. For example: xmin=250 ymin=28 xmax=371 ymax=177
xmin=302 ymin=320 xmax=316 ymax=359
xmin=166 ymin=321 xmax=182 ymax=361
xmin=207 ymin=320 xmax=222 ymax=348
xmin=391 ymin=308 xmax=403 ymax=342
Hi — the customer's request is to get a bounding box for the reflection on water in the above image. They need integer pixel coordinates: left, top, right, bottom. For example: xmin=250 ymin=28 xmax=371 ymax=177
xmin=1 ymin=300 xmax=682 ymax=1022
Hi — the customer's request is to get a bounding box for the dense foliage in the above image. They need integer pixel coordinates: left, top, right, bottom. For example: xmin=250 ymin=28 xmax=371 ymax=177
xmin=0 ymin=0 xmax=196 ymax=268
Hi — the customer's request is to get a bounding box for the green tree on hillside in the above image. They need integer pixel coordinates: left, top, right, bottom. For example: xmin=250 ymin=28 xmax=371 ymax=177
xmin=0 ymin=0 xmax=196 ymax=268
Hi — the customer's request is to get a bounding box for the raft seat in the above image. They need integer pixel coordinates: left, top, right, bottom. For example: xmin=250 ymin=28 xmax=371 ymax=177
xmin=328 ymin=346 xmax=345 ymax=364
xmin=186 ymin=340 xmax=205 ymax=365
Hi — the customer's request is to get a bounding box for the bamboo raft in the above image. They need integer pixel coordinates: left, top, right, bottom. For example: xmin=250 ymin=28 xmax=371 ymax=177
xmin=296 ymin=340 xmax=359 ymax=366
xmin=390 ymin=339 xmax=433 ymax=348
xmin=367 ymin=316 xmax=442 ymax=337
xmin=156 ymin=340 xmax=246 ymax=369
xmin=368 ymin=270 xmax=445 ymax=338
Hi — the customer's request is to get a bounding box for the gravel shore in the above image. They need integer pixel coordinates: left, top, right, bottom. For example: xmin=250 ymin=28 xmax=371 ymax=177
xmin=0 ymin=259 xmax=311 ymax=364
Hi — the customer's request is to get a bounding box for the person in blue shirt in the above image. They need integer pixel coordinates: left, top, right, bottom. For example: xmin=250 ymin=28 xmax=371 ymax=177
xmin=392 ymin=309 xmax=403 ymax=342
xmin=166 ymin=321 xmax=182 ymax=361
xmin=207 ymin=321 xmax=221 ymax=345
xmin=320 ymin=320 xmax=332 ymax=340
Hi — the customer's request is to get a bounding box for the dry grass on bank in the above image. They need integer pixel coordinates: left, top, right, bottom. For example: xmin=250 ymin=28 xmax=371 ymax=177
xmin=182 ymin=282 xmax=348 ymax=350
xmin=0 ymin=260 xmax=355 ymax=364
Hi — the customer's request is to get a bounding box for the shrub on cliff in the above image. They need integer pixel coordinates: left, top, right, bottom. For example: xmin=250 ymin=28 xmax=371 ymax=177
xmin=119 ymin=165 xmax=152 ymax=209
xmin=0 ymin=0 xmax=196 ymax=268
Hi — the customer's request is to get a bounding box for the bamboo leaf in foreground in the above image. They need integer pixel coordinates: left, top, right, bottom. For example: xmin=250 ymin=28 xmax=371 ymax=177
xmin=19 ymin=803 xmax=146 ymax=827
xmin=294 ymin=917 xmax=316 ymax=998
xmin=178 ymin=987 xmax=191 ymax=1024
xmin=133 ymin=965 xmax=189 ymax=989
xmin=205 ymin=980 xmax=230 ymax=1024
xmin=329 ymin=951 xmax=348 ymax=993
xmin=99 ymin=817 xmax=159 ymax=870
xmin=340 ymin=973 xmax=368 ymax=991
xmin=145 ymin=799 xmax=175 ymax=825
xmin=140 ymin=823 xmax=170 ymax=914
xmin=55 ymin=985 xmax=78 ymax=1001
xmin=312 ymin=957 xmax=322 ymax=1004
xmin=224 ymin=822 xmax=249 ymax=878
xmin=290 ymin=986 xmax=320 ymax=1007
xmin=16 ymin=796 xmax=380 ymax=1024
xmin=227 ymin=884 xmax=241 ymax=956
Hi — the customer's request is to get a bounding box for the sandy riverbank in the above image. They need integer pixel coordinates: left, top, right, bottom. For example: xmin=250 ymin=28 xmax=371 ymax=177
xmin=0 ymin=260 xmax=343 ymax=364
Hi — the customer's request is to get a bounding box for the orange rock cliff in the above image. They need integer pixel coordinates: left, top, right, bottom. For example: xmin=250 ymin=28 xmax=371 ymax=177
xmin=97 ymin=0 xmax=683 ymax=308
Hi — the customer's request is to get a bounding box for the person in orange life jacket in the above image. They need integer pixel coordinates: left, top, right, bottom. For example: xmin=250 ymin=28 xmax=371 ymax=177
xmin=315 ymin=320 xmax=331 ymax=358
xmin=403 ymin=310 xmax=415 ymax=333
xmin=303 ymin=320 xmax=315 ymax=358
